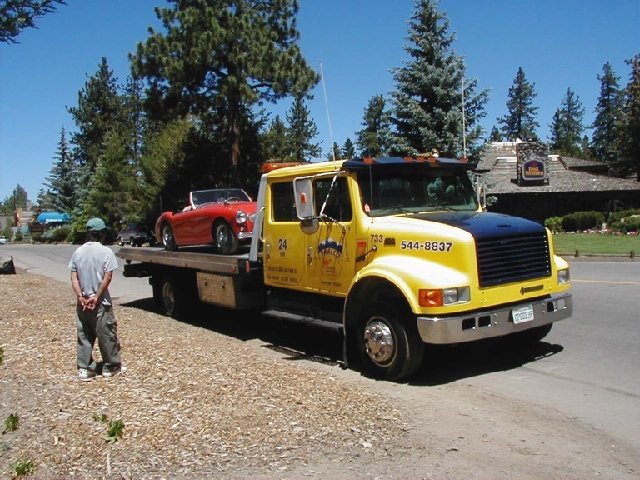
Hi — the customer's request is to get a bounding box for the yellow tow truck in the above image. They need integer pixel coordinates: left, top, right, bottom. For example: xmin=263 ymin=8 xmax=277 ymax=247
xmin=118 ymin=156 xmax=572 ymax=380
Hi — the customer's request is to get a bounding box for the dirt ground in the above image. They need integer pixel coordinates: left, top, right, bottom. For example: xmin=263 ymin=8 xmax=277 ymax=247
xmin=0 ymin=271 xmax=637 ymax=479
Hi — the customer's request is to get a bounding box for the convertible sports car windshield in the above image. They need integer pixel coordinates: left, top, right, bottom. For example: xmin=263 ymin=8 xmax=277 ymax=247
xmin=190 ymin=188 xmax=251 ymax=207
xmin=355 ymin=169 xmax=478 ymax=217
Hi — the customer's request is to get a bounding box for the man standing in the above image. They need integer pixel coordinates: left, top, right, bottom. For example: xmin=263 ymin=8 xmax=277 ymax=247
xmin=69 ymin=217 xmax=123 ymax=381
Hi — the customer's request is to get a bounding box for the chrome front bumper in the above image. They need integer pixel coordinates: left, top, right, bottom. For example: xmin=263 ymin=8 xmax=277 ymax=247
xmin=417 ymin=293 xmax=572 ymax=344
xmin=237 ymin=231 xmax=253 ymax=241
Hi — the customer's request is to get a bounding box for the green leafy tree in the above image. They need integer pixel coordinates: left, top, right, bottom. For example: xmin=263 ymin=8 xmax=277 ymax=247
xmin=342 ymin=138 xmax=355 ymax=159
xmin=550 ymin=87 xmax=585 ymax=157
xmin=390 ymin=0 xmax=488 ymax=159
xmin=0 ymin=0 xmax=65 ymax=43
xmin=497 ymin=67 xmax=539 ymax=141
xmin=1 ymin=184 xmax=28 ymax=213
xmin=44 ymin=126 xmax=76 ymax=213
xmin=286 ymin=95 xmax=320 ymax=162
xmin=591 ymin=62 xmax=623 ymax=166
xmin=131 ymin=0 xmax=319 ymax=184
xmin=356 ymin=95 xmax=394 ymax=157
xmin=615 ymin=55 xmax=640 ymax=180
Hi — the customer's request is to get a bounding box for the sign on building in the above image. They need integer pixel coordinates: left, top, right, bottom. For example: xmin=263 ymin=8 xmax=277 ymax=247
xmin=516 ymin=142 xmax=548 ymax=185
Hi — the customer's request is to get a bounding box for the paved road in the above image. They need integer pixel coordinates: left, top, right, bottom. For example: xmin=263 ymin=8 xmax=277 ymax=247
xmin=2 ymin=243 xmax=639 ymax=455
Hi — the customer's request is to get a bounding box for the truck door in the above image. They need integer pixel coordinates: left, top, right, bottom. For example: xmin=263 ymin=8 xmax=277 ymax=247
xmin=262 ymin=181 xmax=306 ymax=289
xmin=306 ymin=176 xmax=356 ymax=295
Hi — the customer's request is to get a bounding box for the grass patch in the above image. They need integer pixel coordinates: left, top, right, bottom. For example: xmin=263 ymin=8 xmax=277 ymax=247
xmin=553 ymin=233 xmax=640 ymax=256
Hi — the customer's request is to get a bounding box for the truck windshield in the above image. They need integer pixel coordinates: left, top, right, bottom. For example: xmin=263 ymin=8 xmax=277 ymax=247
xmin=356 ymin=170 xmax=478 ymax=217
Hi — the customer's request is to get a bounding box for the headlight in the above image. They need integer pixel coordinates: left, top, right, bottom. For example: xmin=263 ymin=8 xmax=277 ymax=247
xmin=236 ymin=211 xmax=248 ymax=224
xmin=419 ymin=286 xmax=470 ymax=307
xmin=557 ymin=268 xmax=570 ymax=284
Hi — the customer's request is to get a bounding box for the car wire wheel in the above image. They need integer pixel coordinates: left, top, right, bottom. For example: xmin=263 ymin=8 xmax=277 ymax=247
xmin=215 ymin=221 xmax=238 ymax=255
xmin=161 ymin=223 xmax=177 ymax=251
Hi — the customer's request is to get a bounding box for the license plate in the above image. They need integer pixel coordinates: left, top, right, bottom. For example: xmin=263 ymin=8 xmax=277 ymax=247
xmin=512 ymin=304 xmax=534 ymax=324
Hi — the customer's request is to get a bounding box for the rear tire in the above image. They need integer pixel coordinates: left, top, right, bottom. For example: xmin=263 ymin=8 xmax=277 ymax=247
xmin=356 ymin=301 xmax=424 ymax=381
xmin=155 ymin=276 xmax=187 ymax=318
xmin=215 ymin=221 xmax=238 ymax=255
xmin=161 ymin=223 xmax=177 ymax=251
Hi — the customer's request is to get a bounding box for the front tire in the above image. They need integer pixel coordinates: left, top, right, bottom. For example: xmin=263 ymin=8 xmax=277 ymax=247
xmin=356 ymin=302 xmax=424 ymax=381
xmin=215 ymin=221 xmax=238 ymax=255
xmin=161 ymin=223 xmax=177 ymax=251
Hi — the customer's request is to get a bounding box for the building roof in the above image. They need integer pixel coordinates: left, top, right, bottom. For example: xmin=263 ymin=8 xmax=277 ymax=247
xmin=478 ymin=143 xmax=640 ymax=195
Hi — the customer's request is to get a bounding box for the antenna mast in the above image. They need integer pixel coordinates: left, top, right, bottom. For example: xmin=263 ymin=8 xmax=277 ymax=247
xmin=320 ymin=60 xmax=336 ymax=161
xmin=461 ymin=75 xmax=467 ymax=159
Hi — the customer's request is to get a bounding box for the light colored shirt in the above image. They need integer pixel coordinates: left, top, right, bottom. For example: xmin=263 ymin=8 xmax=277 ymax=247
xmin=68 ymin=242 xmax=118 ymax=305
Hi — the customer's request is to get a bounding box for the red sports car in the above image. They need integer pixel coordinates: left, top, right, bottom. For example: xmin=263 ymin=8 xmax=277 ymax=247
xmin=155 ymin=188 xmax=257 ymax=254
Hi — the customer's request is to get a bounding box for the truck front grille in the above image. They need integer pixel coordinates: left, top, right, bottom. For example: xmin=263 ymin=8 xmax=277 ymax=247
xmin=476 ymin=232 xmax=551 ymax=287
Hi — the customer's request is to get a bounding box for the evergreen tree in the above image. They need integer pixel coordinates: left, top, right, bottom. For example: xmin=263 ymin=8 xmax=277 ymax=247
xmin=261 ymin=115 xmax=291 ymax=161
xmin=497 ymin=67 xmax=539 ymax=141
xmin=356 ymin=95 xmax=394 ymax=157
xmin=615 ymin=55 xmax=640 ymax=180
xmin=286 ymin=95 xmax=321 ymax=162
xmin=0 ymin=0 xmax=66 ymax=43
xmin=489 ymin=125 xmax=502 ymax=142
xmin=326 ymin=142 xmax=341 ymax=161
xmin=44 ymin=126 xmax=76 ymax=213
xmin=550 ymin=87 xmax=585 ymax=157
xmin=390 ymin=0 xmax=488 ymax=159
xmin=591 ymin=62 xmax=623 ymax=165
xmin=342 ymin=138 xmax=355 ymax=159
xmin=131 ymin=0 xmax=319 ymax=182
xmin=1 ymin=184 xmax=28 ymax=212
xmin=67 ymin=58 xmax=125 ymax=209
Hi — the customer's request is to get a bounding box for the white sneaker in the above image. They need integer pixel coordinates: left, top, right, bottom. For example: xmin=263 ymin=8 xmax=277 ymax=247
xmin=102 ymin=364 xmax=127 ymax=378
xmin=78 ymin=368 xmax=96 ymax=382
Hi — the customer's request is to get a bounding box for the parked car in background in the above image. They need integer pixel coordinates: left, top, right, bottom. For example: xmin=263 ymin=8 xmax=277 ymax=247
xmin=117 ymin=223 xmax=153 ymax=247
xmin=0 ymin=236 xmax=8 ymax=245
xmin=155 ymin=188 xmax=257 ymax=254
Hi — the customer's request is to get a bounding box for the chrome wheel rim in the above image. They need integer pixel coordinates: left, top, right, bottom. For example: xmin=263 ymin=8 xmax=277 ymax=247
xmin=363 ymin=318 xmax=396 ymax=366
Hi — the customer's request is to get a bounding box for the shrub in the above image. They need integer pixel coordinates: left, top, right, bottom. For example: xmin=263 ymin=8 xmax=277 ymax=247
xmin=561 ymin=211 xmax=605 ymax=232
xmin=545 ymin=216 xmax=563 ymax=233
xmin=612 ymin=215 xmax=640 ymax=234
xmin=608 ymin=208 xmax=640 ymax=224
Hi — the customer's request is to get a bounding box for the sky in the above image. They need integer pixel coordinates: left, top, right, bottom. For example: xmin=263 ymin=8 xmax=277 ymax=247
xmin=1 ymin=0 xmax=638 ymax=203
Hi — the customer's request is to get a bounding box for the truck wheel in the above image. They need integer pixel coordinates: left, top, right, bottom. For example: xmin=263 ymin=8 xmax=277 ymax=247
xmin=356 ymin=302 xmax=424 ymax=381
xmin=161 ymin=223 xmax=177 ymax=251
xmin=129 ymin=238 xmax=136 ymax=247
xmin=215 ymin=221 xmax=238 ymax=255
xmin=158 ymin=277 xmax=185 ymax=318
xmin=117 ymin=237 xmax=124 ymax=247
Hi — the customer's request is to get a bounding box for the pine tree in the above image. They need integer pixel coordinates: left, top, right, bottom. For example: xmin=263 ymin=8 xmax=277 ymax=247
xmin=591 ymin=63 xmax=623 ymax=166
xmin=497 ymin=67 xmax=539 ymax=141
xmin=286 ymin=95 xmax=320 ymax=162
xmin=67 ymin=58 xmax=125 ymax=211
xmin=326 ymin=142 xmax=341 ymax=161
xmin=0 ymin=0 xmax=66 ymax=44
xmin=489 ymin=125 xmax=502 ymax=142
xmin=44 ymin=126 xmax=76 ymax=213
xmin=390 ymin=0 xmax=487 ymax=159
xmin=550 ymin=87 xmax=585 ymax=157
xmin=356 ymin=95 xmax=394 ymax=157
xmin=261 ymin=115 xmax=291 ymax=161
xmin=342 ymin=138 xmax=355 ymax=159
xmin=131 ymin=0 xmax=319 ymax=182
xmin=615 ymin=55 xmax=640 ymax=180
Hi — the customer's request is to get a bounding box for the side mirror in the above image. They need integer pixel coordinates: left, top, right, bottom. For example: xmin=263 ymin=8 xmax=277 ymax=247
xmin=293 ymin=177 xmax=315 ymax=219
xmin=486 ymin=196 xmax=498 ymax=207
xmin=300 ymin=217 xmax=319 ymax=235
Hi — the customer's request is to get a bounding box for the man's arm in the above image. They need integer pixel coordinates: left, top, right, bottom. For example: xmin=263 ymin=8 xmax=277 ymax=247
xmin=85 ymin=270 xmax=113 ymax=310
xmin=71 ymin=271 xmax=89 ymax=310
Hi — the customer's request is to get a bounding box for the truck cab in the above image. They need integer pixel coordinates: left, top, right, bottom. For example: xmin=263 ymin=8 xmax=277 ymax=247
xmin=251 ymin=156 xmax=572 ymax=380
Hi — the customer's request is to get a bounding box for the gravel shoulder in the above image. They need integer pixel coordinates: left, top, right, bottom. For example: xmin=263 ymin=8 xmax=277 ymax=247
xmin=0 ymin=271 xmax=637 ymax=479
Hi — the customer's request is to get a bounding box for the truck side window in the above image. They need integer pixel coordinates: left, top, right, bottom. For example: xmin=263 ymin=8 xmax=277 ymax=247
xmin=314 ymin=177 xmax=352 ymax=222
xmin=271 ymin=182 xmax=297 ymax=222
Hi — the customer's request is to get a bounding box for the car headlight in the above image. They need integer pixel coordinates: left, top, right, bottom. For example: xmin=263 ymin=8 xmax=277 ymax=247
xmin=557 ymin=268 xmax=570 ymax=284
xmin=236 ymin=211 xmax=248 ymax=224
xmin=418 ymin=286 xmax=470 ymax=307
